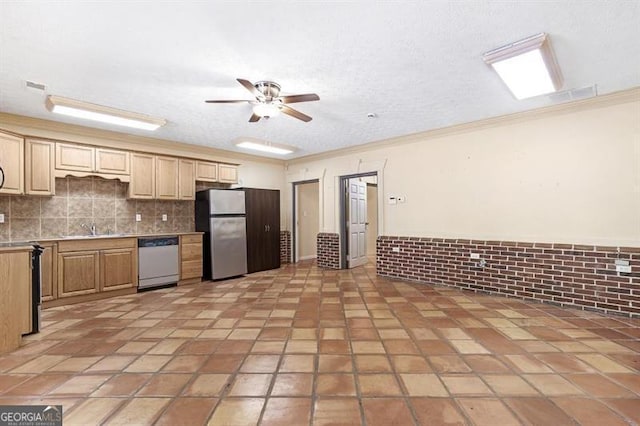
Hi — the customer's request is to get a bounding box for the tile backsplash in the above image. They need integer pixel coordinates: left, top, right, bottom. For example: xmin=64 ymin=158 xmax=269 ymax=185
xmin=0 ymin=177 xmax=195 ymax=242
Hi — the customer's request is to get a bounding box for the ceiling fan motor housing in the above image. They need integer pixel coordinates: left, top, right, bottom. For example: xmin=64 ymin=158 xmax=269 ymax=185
xmin=254 ymin=81 xmax=281 ymax=99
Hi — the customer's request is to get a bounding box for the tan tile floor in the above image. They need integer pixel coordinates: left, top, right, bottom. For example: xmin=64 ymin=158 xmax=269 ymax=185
xmin=1 ymin=260 xmax=639 ymax=425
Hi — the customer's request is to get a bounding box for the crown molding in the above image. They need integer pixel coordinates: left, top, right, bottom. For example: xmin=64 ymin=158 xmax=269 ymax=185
xmin=0 ymin=112 xmax=284 ymax=166
xmin=287 ymin=86 xmax=640 ymax=165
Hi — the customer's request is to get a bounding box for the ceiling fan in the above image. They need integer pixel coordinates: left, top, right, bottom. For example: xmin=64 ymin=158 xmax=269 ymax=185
xmin=205 ymin=78 xmax=319 ymax=122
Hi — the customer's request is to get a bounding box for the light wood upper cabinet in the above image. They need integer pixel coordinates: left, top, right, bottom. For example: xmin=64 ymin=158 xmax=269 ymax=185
xmin=101 ymin=248 xmax=136 ymax=291
xmin=179 ymin=159 xmax=195 ymax=200
xmin=0 ymin=132 xmax=24 ymax=195
xmin=156 ymin=156 xmax=179 ymax=199
xmin=195 ymin=161 xmax=218 ymax=182
xmin=25 ymin=139 xmax=55 ymax=196
xmin=57 ymin=250 xmax=100 ymax=298
xmin=96 ymin=148 xmax=130 ymax=175
xmin=218 ymin=164 xmax=238 ymax=183
xmin=129 ymin=153 xmax=156 ymax=199
xmin=55 ymin=143 xmax=95 ymax=172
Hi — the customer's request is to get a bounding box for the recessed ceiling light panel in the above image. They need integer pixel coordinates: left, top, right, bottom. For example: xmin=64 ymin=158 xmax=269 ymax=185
xmin=483 ymin=33 xmax=563 ymax=100
xmin=46 ymin=95 xmax=166 ymax=131
xmin=234 ymin=138 xmax=296 ymax=155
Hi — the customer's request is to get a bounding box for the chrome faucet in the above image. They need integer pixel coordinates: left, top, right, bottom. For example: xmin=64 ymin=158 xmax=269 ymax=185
xmin=81 ymin=222 xmax=97 ymax=236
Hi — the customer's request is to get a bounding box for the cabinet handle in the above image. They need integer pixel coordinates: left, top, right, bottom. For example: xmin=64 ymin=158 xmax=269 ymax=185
xmin=0 ymin=166 xmax=4 ymax=190
xmin=264 ymin=225 xmax=268 ymax=232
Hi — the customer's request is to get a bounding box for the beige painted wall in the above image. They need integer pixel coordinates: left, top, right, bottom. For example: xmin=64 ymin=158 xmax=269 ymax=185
xmin=297 ymin=181 xmax=320 ymax=259
xmin=285 ymin=92 xmax=640 ymax=246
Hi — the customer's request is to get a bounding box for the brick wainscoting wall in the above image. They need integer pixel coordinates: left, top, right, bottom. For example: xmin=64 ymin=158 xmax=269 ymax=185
xmin=377 ymin=236 xmax=640 ymax=317
xmin=280 ymin=230 xmax=291 ymax=264
xmin=317 ymin=233 xmax=340 ymax=269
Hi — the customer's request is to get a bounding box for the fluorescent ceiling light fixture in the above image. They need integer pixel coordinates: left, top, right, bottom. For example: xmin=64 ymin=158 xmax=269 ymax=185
xmin=46 ymin=95 xmax=166 ymax=130
xmin=483 ymin=33 xmax=563 ymax=100
xmin=252 ymin=102 xmax=281 ymax=118
xmin=235 ymin=139 xmax=295 ymax=155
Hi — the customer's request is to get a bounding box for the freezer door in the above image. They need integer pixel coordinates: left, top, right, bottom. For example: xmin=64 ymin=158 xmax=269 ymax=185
xmin=210 ymin=216 xmax=248 ymax=279
xmin=209 ymin=190 xmax=245 ymax=215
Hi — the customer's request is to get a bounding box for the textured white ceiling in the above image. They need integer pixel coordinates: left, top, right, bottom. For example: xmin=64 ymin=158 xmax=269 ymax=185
xmin=1 ymin=1 xmax=639 ymax=159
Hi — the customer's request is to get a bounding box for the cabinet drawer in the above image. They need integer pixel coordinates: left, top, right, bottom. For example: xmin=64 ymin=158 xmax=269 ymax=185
xmin=181 ymin=234 xmax=203 ymax=245
xmin=57 ymin=237 xmax=136 ymax=253
xmin=181 ymin=260 xmax=202 ymax=279
xmin=181 ymin=243 xmax=202 ymax=261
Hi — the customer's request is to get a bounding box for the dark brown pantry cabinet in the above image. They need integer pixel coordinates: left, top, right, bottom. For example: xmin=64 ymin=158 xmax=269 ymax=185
xmin=241 ymin=188 xmax=280 ymax=273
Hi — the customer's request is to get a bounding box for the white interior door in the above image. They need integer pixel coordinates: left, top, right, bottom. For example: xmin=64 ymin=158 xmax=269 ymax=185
xmin=348 ymin=179 xmax=367 ymax=268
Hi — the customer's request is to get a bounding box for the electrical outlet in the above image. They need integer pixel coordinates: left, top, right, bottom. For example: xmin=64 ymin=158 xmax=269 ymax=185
xmin=398 ymin=196 xmax=406 ymax=203
xmin=162 ymin=214 xmax=168 ymax=222
xmin=615 ymin=259 xmax=629 ymax=266
xmin=135 ymin=213 xmax=142 ymax=222
xmin=0 ymin=213 xmax=4 ymax=223
xmin=470 ymin=253 xmax=481 ymax=259
xmin=388 ymin=196 xmax=397 ymax=205
xmin=616 ymin=265 xmax=632 ymax=273
xmin=392 ymin=247 xmax=400 ymax=253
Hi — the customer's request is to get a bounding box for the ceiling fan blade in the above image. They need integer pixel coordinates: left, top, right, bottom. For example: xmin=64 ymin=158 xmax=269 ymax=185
xmin=205 ymin=100 xmax=250 ymax=103
xmin=280 ymin=93 xmax=320 ymax=104
xmin=237 ymin=78 xmax=263 ymax=98
xmin=281 ymin=105 xmax=312 ymax=122
xmin=248 ymin=113 xmax=261 ymax=122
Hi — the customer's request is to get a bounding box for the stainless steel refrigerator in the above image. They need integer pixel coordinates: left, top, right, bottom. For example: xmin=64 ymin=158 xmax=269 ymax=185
xmin=195 ymin=189 xmax=248 ymax=280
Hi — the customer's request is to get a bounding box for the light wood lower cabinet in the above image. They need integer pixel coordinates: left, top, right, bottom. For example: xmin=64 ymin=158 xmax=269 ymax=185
xmin=0 ymin=248 xmax=32 ymax=353
xmin=101 ymin=248 xmax=137 ymax=291
xmin=57 ymin=250 xmax=100 ymax=297
xmin=56 ymin=238 xmax=137 ymax=301
xmin=40 ymin=242 xmax=58 ymax=302
xmin=180 ymin=234 xmax=202 ymax=281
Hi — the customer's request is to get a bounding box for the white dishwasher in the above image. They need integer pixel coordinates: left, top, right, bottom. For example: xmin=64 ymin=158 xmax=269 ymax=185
xmin=138 ymin=236 xmax=179 ymax=290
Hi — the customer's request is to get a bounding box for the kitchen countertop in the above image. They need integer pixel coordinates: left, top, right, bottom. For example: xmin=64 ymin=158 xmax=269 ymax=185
xmin=4 ymin=232 xmax=203 ymax=245
xmin=0 ymin=242 xmax=36 ymax=253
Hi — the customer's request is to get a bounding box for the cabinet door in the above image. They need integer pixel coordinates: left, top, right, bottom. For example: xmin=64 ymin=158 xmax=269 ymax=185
xmin=0 ymin=132 xmax=24 ymax=195
xmin=0 ymin=251 xmax=31 ymax=348
xmin=129 ymin=153 xmax=155 ymax=199
xmin=218 ymin=164 xmax=238 ymax=183
xmin=55 ymin=143 xmax=95 ymax=172
xmin=25 ymin=139 xmax=55 ymax=196
xmin=265 ymin=190 xmax=281 ymax=269
xmin=40 ymin=243 xmax=58 ymax=302
xmin=96 ymin=148 xmax=130 ymax=175
xmin=156 ymin=156 xmax=179 ymax=199
xmin=178 ymin=159 xmax=195 ymax=200
xmin=101 ymin=248 xmax=137 ymax=291
xmin=58 ymin=251 xmax=100 ymax=297
xmin=195 ymin=161 xmax=218 ymax=182
xmin=180 ymin=234 xmax=202 ymax=280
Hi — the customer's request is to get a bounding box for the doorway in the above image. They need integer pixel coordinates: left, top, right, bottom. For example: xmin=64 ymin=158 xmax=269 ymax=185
xmin=339 ymin=173 xmax=378 ymax=269
xmin=292 ymin=180 xmax=320 ymax=262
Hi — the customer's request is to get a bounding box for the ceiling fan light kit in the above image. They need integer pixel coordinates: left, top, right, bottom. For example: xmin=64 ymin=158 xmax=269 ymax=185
xmin=46 ymin=95 xmax=167 ymax=130
xmin=206 ymin=78 xmax=319 ymax=122
xmin=483 ymin=33 xmax=563 ymax=100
